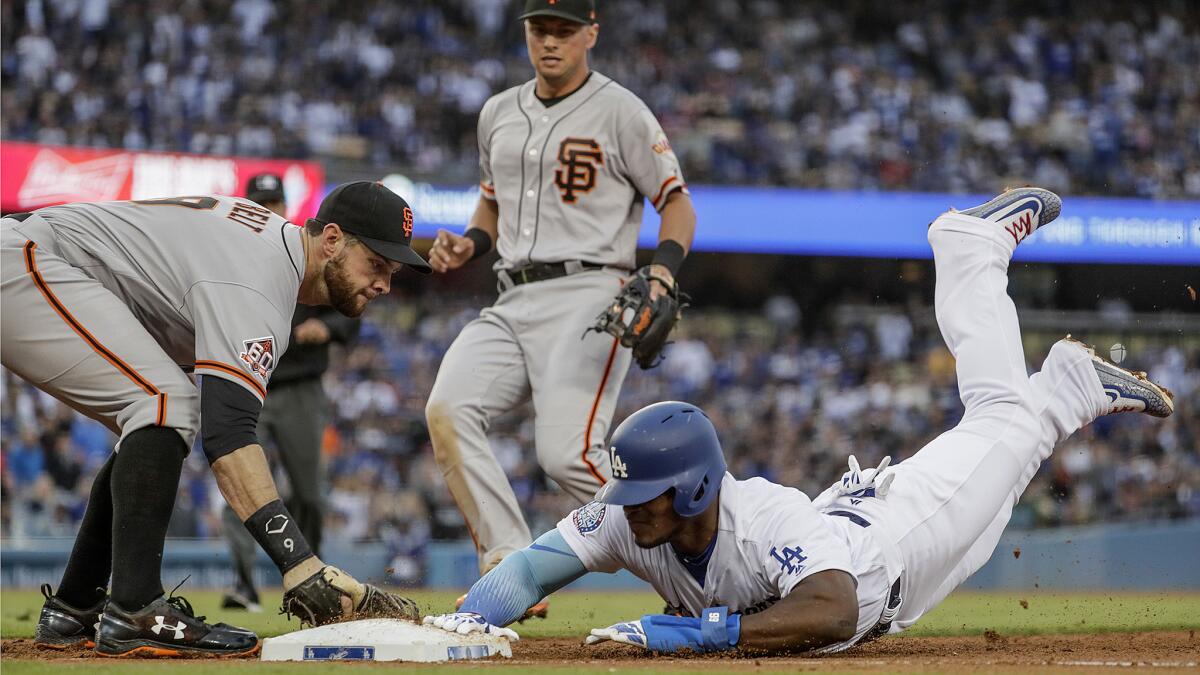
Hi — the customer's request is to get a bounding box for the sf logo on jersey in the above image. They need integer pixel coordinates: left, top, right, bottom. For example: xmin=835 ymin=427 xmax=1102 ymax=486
xmin=555 ymin=138 xmax=604 ymax=203
xmin=239 ymin=336 xmax=275 ymax=381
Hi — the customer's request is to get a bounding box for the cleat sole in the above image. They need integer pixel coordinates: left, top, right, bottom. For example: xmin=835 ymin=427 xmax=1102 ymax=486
xmin=95 ymin=639 xmax=261 ymax=659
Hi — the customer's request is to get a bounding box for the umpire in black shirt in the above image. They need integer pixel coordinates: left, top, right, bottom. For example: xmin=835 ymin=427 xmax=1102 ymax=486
xmin=221 ymin=175 xmax=360 ymax=611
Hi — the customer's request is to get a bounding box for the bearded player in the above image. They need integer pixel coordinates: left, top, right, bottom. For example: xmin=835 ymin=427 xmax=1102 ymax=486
xmin=4 ymin=182 xmax=428 ymax=657
xmin=424 ymin=187 xmax=1174 ymax=653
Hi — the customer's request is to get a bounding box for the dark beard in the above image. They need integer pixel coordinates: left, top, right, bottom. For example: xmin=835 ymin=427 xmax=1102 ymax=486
xmin=324 ymin=255 xmax=365 ymax=317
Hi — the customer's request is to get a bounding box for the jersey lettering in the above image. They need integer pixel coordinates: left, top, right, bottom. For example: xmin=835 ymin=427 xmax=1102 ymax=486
xmin=554 ymin=138 xmax=603 ymax=203
xmin=770 ymin=545 xmax=808 ymax=575
xmin=226 ymin=201 xmax=273 ymax=233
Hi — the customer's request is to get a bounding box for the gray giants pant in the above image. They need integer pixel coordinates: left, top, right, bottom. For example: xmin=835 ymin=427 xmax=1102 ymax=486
xmin=223 ymin=378 xmax=328 ymax=592
xmin=1 ymin=215 xmax=200 ymax=446
xmin=426 ymin=268 xmax=632 ymax=574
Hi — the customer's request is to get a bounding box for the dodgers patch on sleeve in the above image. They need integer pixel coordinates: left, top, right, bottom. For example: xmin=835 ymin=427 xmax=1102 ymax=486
xmin=572 ymin=501 xmax=606 ymax=534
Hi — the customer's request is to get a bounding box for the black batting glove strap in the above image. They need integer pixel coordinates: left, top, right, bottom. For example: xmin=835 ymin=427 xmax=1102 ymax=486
xmin=651 ymin=239 xmax=687 ymax=277
xmin=245 ymin=499 xmax=313 ymax=573
xmin=465 ymin=228 xmax=494 ymax=261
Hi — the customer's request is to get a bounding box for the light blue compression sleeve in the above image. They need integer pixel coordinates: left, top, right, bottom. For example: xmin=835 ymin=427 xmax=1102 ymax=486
xmin=458 ymin=529 xmax=588 ymax=626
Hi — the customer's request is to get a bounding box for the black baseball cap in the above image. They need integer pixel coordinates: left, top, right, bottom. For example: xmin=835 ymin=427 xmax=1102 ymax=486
xmin=312 ymin=181 xmax=432 ymax=274
xmin=245 ymin=173 xmax=285 ymax=204
xmin=519 ymin=0 xmax=597 ymax=24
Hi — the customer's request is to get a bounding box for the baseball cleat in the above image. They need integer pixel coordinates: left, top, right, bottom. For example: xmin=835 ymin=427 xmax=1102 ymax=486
xmin=221 ymin=588 xmax=262 ymax=613
xmin=1065 ymin=337 xmax=1175 ymax=418
xmin=95 ymin=594 xmax=260 ymax=658
xmin=518 ymin=600 xmax=550 ymax=622
xmin=957 ymin=187 xmax=1062 ymax=246
xmin=34 ymin=584 xmax=103 ymax=650
xmin=455 ymin=593 xmax=549 ymax=621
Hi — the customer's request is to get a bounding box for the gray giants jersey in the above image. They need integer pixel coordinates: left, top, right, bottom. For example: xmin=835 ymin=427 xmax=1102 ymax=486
xmin=478 ymin=72 xmax=689 ymax=270
xmin=35 ymin=195 xmax=303 ymax=400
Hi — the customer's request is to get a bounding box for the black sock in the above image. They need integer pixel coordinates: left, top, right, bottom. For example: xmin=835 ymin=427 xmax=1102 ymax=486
xmin=56 ymin=453 xmax=116 ymax=608
xmin=109 ymin=427 xmax=187 ymax=610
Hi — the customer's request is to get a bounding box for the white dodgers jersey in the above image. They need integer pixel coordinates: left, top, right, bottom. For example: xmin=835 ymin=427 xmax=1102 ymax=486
xmin=557 ymin=473 xmax=899 ymax=653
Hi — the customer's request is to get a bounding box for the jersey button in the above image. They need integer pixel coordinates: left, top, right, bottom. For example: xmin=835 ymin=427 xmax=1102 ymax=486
xmin=541 ymin=115 xmax=549 ymax=122
xmin=526 ymin=189 xmax=535 ymax=198
xmin=528 ymin=148 xmax=538 ymax=156
xmin=523 ymin=228 xmax=532 ymax=236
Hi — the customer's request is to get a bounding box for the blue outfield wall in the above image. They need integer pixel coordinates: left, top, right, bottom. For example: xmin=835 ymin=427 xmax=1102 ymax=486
xmin=371 ymin=177 xmax=1200 ymax=265
xmin=3 ymin=519 xmax=1198 ymax=591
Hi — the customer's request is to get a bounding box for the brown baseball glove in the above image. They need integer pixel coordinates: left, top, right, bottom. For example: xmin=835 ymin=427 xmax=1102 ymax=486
xmin=280 ymin=566 xmax=419 ymax=627
xmin=589 ymin=266 xmax=686 ymax=369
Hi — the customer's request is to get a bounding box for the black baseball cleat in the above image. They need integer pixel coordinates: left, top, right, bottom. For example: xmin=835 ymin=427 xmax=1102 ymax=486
xmin=221 ymin=585 xmax=262 ymax=613
xmin=34 ymin=584 xmax=103 ymax=650
xmin=95 ymin=594 xmax=260 ymax=658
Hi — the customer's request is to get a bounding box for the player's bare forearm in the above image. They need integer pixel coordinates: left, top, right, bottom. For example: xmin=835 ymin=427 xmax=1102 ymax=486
xmin=212 ymin=445 xmax=322 ymax=587
xmin=212 ymin=444 xmax=280 ymax=518
xmin=645 ymin=191 xmax=695 ymax=294
xmin=657 ymin=191 xmax=696 ymax=254
xmin=736 ymin=570 xmax=859 ymax=653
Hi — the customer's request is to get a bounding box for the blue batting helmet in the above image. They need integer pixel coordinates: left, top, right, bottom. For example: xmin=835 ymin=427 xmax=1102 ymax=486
xmin=595 ymin=401 xmax=727 ymax=517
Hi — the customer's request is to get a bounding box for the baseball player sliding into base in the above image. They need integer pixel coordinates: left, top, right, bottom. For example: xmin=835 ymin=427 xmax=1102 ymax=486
xmin=424 ymin=0 xmax=697 ymax=613
xmin=2 ymin=182 xmax=427 ymax=657
xmin=425 ymin=187 xmax=1175 ymax=654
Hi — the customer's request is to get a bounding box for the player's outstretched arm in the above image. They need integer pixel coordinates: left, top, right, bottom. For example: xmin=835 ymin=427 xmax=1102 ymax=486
xmin=737 ymin=569 xmax=859 ymax=653
xmin=204 ymin=377 xmax=415 ymax=624
xmin=585 ymin=570 xmax=857 ymax=655
xmin=425 ymin=529 xmax=588 ymax=634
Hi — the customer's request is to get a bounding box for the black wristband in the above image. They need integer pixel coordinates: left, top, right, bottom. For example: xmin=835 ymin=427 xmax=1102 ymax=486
xmin=465 ymin=228 xmax=493 ymax=261
xmin=245 ymin=499 xmax=313 ymax=573
xmin=651 ymin=239 xmax=687 ymax=277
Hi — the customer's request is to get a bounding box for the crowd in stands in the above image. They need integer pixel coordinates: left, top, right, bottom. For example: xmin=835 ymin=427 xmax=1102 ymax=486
xmin=4 ymin=0 xmax=1200 ymax=198
xmin=4 ymin=294 xmax=1198 ymax=586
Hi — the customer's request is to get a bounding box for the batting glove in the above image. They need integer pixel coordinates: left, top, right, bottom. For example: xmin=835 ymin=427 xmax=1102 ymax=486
xmin=811 ymin=454 xmax=895 ymax=508
xmin=423 ymin=612 xmax=519 ymax=641
xmin=840 ymin=454 xmax=895 ymax=498
xmin=586 ymin=608 xmax=740 ymax=653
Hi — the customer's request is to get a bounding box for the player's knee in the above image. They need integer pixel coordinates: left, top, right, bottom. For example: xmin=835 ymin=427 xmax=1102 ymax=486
xmin=535 ymin=432 xmax=604 ymax=488
xmin=426 ymin=396 xmax=482 ymax=466
xmin=116 ymin=384 xmax=199 ymax=448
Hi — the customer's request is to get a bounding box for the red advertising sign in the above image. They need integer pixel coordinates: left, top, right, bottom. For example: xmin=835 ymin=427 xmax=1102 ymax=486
xmin=0 ymin=141 xmax=324 ymax=222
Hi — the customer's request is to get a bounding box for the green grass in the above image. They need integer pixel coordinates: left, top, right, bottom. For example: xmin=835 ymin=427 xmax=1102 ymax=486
xmin=2 ymin=588 xmax=1197 ymax=674
xmin=900 ymin=590 xmax=1200 ymax=636
xmin=4 ymin=587 xmax=1197 ymax=642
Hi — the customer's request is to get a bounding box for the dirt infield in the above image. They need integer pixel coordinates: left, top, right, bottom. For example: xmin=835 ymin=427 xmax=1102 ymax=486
xmin=4 ymin=630 xmax=1198 ymax=671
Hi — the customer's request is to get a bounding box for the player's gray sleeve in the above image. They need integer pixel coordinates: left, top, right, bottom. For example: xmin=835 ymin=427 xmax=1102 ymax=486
xmin=457 ymin=529 xmax=587 ymax=627
xmin=616 ymin=106 xmax=688 ymax=212
xmin=477 ymin=96 xmax=497 ymax=200
xmin=187 ymin=281 xmax=291 ymax=401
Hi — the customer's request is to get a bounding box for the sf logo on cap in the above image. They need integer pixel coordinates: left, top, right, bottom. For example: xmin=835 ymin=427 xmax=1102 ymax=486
xmin=610 ymin=446 xmax=628 ymax=478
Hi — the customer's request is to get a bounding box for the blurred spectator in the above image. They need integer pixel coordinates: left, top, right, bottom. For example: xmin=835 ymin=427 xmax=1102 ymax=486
xmin=2 ymin=0 xmax=1198 ymax=197
xmin=7 ymin=292 xmax=1193 ymax=551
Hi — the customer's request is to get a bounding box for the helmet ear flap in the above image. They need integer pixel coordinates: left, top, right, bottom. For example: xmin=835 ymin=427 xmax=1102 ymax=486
xmin=674 ymin=472 xmax=712 ymax=517
xmin=691 ymin=474 xmax=709 ymax=506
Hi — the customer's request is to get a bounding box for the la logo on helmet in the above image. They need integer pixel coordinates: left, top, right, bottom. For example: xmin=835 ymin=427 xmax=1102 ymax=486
xmin=610 ymin=447 xmax=628 ymax=478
